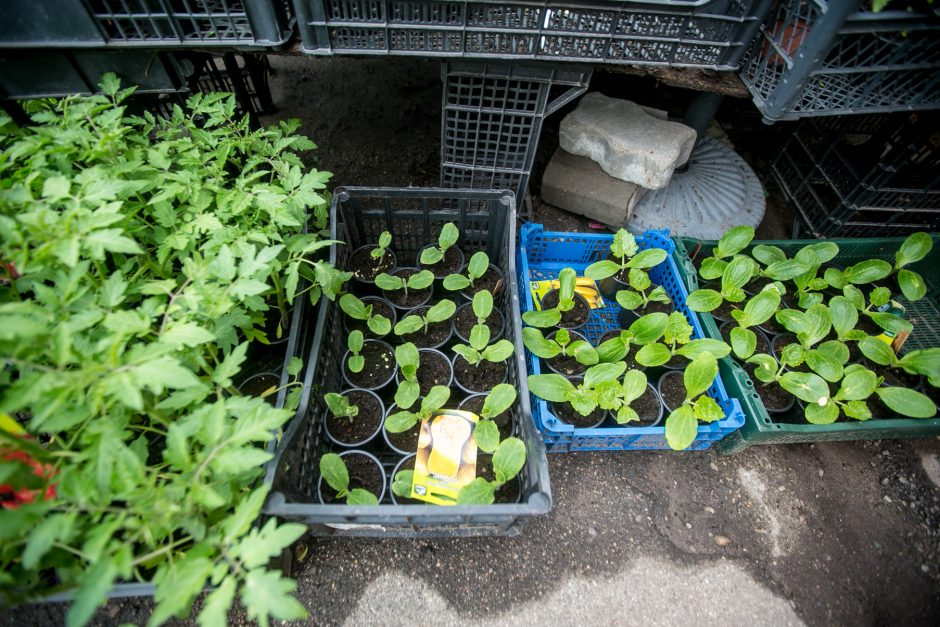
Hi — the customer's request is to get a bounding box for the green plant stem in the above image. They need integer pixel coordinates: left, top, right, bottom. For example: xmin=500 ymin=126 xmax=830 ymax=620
xmin=130 ymin=536 xmax=193 ymax=567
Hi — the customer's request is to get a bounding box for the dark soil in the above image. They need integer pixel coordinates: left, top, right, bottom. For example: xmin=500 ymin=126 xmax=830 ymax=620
xmin=382 ymin=268 xmax=432 ymax=308
xmin=545 ymin=351 xmax=589 ymax=377
xmin=412 ymin=350 xmax=453 ymax=394
xmin=459 ymin=394 xmax=512 ymax=437
xmin=320 ymin=453 xmax=384 ymax=504
xmin=689 ymin=246 xmax=715 ymax=271
xmin=720 ymin=323 xmax=770 ymax=359
xmin=550 ymin=401 xmax=606 ymax=429
xmin=419 ymin=245 xmax=464 ymax=277
xmin=350 ymin=246 xmax=395 ymax=282
xmin=479 ymin=454 xmax=521 ymax=504
xmin=390 ymin=456 xmax=424 ymax=505
xmin=712 ymin=298 xmax=742 ymax=323
xmin=455 ymin=357 xmax=507 ymax=394
xmin=542 ymin=290 xmax=590 ymax=329
xmin=344 ymin=297 xmax=396 ymax=339
xmin=397 ymin=305 xmax=452 ymax=348
xmin=344 ymin=341 xmax=395 ymax=389
xmin=238 ymin=373 xmax=280 ymax=404
xmin=873 ymin=364 xmax=923 ymax=391
xmin=856 ymin=314 xmax=884 ymax=337
xmin=744 ymin=363 xmax=795 ymax=413
xmin=771 ymin=333 xmax=798 ymax=360
xmin=454 ymin=303 xmax=504 ymax=343
xmin=744 ymin=275 xmax=774 ymax=294
xmin=386 ymin=419 xmax=420 ymax=455
xmin=461 ymin=265 xmax=505 ymax=298
xmin=663 ymin=353 xmax=687 ymax=370
xmin=325 ymin=390 xmax=383 ymax=446
xmin=758 ymin=309 xmax=788 ymax=336
xmin=659 ymin=371 xmax=686 ymax=412
xmin=632 ymin=385 xmax=664 ymax=426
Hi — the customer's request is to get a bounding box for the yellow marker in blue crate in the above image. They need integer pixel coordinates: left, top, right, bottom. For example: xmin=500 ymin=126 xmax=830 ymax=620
xmin=529 ymin=276 xmax=605 ymax=309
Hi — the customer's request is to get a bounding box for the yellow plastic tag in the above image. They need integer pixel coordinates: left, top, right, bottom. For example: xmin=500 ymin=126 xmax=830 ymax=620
xmin=529 ymin=276 xmax=604 ymax=310
xmin=410 ymin=409 xmax=479 ymax=505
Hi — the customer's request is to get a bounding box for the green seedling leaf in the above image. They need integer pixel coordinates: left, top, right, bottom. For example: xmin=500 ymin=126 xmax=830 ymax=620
xmin=348 ymin=356 xmax=365 ymax=373
xmin=420 ymin=246 xmax=444 ymax=265
xmin=700 ymin=257 xmax=727 ymax=280
xmin=616 ymin=290 xmax=643 ymax=310
xmin=472 ymin=289 xmax=493 ymax=320
xmin=347 ymin=489 xmax=379 ymax=505
xmin=443 ymin=274 xmax=471 ymax=291
xmin=394 ymin=315 xmax=424 ymax=336
xmin=628 ymin=268 xmax=651 ymax=291
xmin=611 ymin=229 xmax=639 ymax=259
xmin=453 ymin=344 xmax=482 ymax=366
xmin=597 ymin=335 xmax=629 ymax=363
xmin=395 ymin=380 xmax=420 ymax=410
xmin=523 ymin=308 xmax=562 ymax=328
xmin=375 ymin=272 xmax=403 ymax=291
xmin=349 ymin=330 xmax=364 ymax=353
xmin=779 ymin=372 xmax=830 ymax=404
xmin=676 ymin=338 xmax=732 ymax=360
xmin=340 ymin=294 xmax=369 ymax=320
xmin=528 ymin=374 xmax=576 ymax=402
xmin=628 ymin=248 xmax=667 ymax=269
xmin=843 ymin=259 xmax=892 ymax=284
xmin=422 ymin=386 xmax=451 ymax=414
xmin=557 ymin=268 xmax=577 ymax=304
xmin=683 ymin=352 xmax=717 ymax=400
xmin=482 ymin=384 xmax=517 ymax=418
xmin=392 ymin=470 xmax=415 ymax=498
xmin=493 ymin=437 xmax=526 ymax=484
xmin=408 ymin=270 xmax=435 ymax=290
xmin=805 ymin=242 xmax=839 ymax=265
xmin=570 ymin=340 xmax=599 ymax=366
xmin=426 ymin=299 xmax=457 ymax=324
xmin=805 ymin=349 xmax=843 ymax=383
xmin=870 ymin=286 xmax=891 ymax=308
xmin=898 ymin=269 xmax=927 ymax=302
xmin=868 ymin=312 xmax=913 ymax=335
xmin=635 ymin=342 xmax=671 ymax=367
xmin=621 ymin=369 xmax=648 ymax=402
xmin=874 ymin=387 xmax=937 ymax=418
xmin=858 ymin=336 xmax=897 ymax=366
xmin=481 ymin=339 xmax=514 ymax=363
xmin=470 ymin=323 xmax=491 ymax=352
xmin=367 ymin=314 xmax=391 ymax=336
xmin=824 ymin=267 xmax=846 ymax=290
xmin=385 ymin=410 xmax=419 ymax=433
xmin=843 ymin=400 xmax=872 ymax=421
xmin=816 ymin=340 xmax=849 ymax=365
xmin=584 ymin=259 xmax=620 ymax=280
xmin=692 ymin=396 xmax=724 ymax=423
xmin=715 ymin=225 xmax=755 ymax=258
xmin=741 ymin=289 xmax=780 ymax=326
xmin=468 ymin=251 xmax=489 ymax=279
xmin=896 ymin=232 xmax=933 ymax=267
xmin=829 ymin=296 xmax=858 ymax=340
xmin=648 ymin=286 xmax=672 ymax=304
xmin=746 ymin=354 xmax=778 ymax=383
xmin=319 ymin=453 xmax=349 ymax=494
xmin=439 ymin=223 xmax=459 ymax=250
xmin=522 ymin=328 xmax=561 ymax=359
xmin=457 ymin=477 xmax=497 ymax=505
xmin=565 ymin=387 xmax=598 ymax=416
xmin=730 ymin=327 xmax=757 ymax=360
xmin=722 ymin=255 xmax=755 ymax=291
xmin=584 ymin=362 xmax=628 ymax=389
xmin=752 ymin=244 xmax=787 ymax=265
xmin=665 ymin=405 xmax=698 ymax=451
xmin=835 ymin=368 xmax=878 ymax=401
xmin=377 ymin=231 xmax=392 ymax=252
xmin=664 ymin=311 xmax=693 ymax=346
xmin=473 ymin=420 xmax=500 ymax=453
xmin=325 ymin=393 xmax=357 ymax=418
xmin=630 ymin=312 xmax=669 ymax=344
xmin=805 ymin=401 xmax=839 ymax=425
xmin=898 ymin=348 xmax=940 ymax=381
xmin=396 ymin=342 xmax=420 ymax=380
xmin=763 ymin=259 xmax=811 ymax=281
xmin=799 ymin=304 xmax=832 ymax=348
xmin=686 ymin=289 xmax=723 ymax=312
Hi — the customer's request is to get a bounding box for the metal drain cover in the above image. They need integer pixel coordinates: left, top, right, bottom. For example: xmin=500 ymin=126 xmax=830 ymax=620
xmin=627 ymin=135 xmax=765 ymax=239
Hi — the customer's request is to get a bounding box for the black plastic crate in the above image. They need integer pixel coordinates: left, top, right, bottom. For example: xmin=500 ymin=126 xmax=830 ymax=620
xmin=738 ymin=0 xmax=940 ymax=122
xmin=0 ymin=0 xmax=292 ymax=48
xmin=189 ymin=52 xmax=276 ymax=116
xmin=771 ymin=111 xmax=940 ymax=238
xmin=440 ymin=60 xmax=591 ymax=221
xmin=293 ymin=0 xmax=770 ymax=70
xmin=262 ymin=187 xmax=552 ymax=537
xmin=0 ymin=49 xmax=188 ymax=99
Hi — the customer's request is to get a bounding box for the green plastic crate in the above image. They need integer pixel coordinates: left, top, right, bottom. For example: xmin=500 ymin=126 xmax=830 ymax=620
xmin=672 ymin=234 xmax=940 ymax=454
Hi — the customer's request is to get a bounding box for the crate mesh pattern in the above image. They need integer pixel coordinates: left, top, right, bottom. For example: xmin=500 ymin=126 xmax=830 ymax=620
xmin=738 ymin=0 xmax=940 ymax=121
xmin=294 ymin=0 xmax=768 ymax=70
xmin=771 ymin=112 xmax=940 ymax=238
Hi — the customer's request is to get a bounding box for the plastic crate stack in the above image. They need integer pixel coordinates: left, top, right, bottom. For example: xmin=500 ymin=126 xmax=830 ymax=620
xmin=738 ymin=0 xmax=940 ymax=122
xmin=440 ymin=60 xmax=590 ymax=220
xmin=771 ymin=111 xmax=940 ymax=238
xmin=292 ymin=0 xmax=771 ymax=71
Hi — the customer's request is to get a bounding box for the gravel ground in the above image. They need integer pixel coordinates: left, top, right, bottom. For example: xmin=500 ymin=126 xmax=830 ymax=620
xmin=4 ymin=56 xmax=938 ymax=627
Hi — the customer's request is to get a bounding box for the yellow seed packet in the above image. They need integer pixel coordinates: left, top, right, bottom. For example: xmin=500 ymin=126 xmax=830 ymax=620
xmin=410 ymin=409 xmax=479 ymax=505
xmin=529 ymin=276 xmax=604 ymax=310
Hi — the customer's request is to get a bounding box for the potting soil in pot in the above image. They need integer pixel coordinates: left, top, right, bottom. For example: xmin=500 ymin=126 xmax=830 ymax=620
xmin=546 ymin=351 xmax=589 ymax=377
xmin=345 ymin=342 xmax=394 ymax=388
xmin=459 ymin=395 xmax=512 ymax=437
xmin=461 ymin=266 xmax=503 ymax=297
xmin=743 ymin=363 xmax=795 ymax=413
xmin=551 ymin=401 xmax=606 ymax=428
xmin=632 ymin=385 xmax=663 ymax=426
xmin=414 ymin=351 xmax=452 ymax=393
xmin=385 ymin=269 xmax=432 ymax=308
xmin=454 ymin=305 xmax=502 ymax=342
xmin=541 ymin=290 xmax=590 ymax=328
xmin=321 ymin=454 xmax=385 ymax=504
xmin=421 ymin=246 xmax=463 ymax=275
xmin=479 ymin=455 xmax=520 ymax=504
xmin=238 ymin=373 xmax=280 ymax=405
xmin=455 ymin=358 xmax=507 ymax=393
xmin=659 ymin=371 xmax=687 ymax=412
xmin=397 ymin=306 xmax=451 ymax=348
xmin=350 ymin=246 xmax=395 ymax=281
xmin=346 ymin=298 xmax=395 ymax=338
xmin=326 ymin=390 xmax=383 ymax=445
xmin=387 ymin=422 xmax=420 ymax=454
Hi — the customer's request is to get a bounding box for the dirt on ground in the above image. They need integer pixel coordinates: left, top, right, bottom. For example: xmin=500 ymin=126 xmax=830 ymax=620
xmin=4 ymin=56 xmax=937 ymax=627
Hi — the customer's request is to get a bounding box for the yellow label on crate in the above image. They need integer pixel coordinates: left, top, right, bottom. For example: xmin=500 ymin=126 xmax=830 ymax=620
xmin=529 ymin=276 xmax=604 ymax=309
xmin=410 ymin=410 xmax=479 ymax=505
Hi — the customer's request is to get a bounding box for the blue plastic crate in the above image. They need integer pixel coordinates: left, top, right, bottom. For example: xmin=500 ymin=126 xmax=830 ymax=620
xmin=517 ymin=223 xmax=745 ymax=453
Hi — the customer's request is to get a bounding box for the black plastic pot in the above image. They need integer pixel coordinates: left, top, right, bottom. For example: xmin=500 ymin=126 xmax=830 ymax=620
xmin=342 ymin=295 xmax=398 ymax=340
xmin=598 ymin=271 xmax=629 ymax=301
xmin=382 ymin=403 xmax=420 ymax=456
xmin=380 ymin=266 xmax=433 ymax=311
xmin=322 ymin=388 xmax=385 ymax=448
xmin=237 ymin=371 xmax=280 ymax=405
xmin=543 ymin=329 xmax=591 ymax=378
xmin=395 ymin=304 xmax=454 ymax=350
xmin=317 ymin=450 xmax=387 ymax=504
xmin=350 ymin=243 xmax=397 ymax=285
xmin=417 ymin=244 xmax=465 ymax=279
xmin=341 ymin=339 xmax=397 ymax=391
xmin=458 ymin=263 xmax=506 ymax=300
xmin=451 ymin=353 xmax=509 ymax=395
xmin=549 ymin=400 xmax=606 ymax=429
xmin=394 ymin=348 xmax=455 ymax=392
xmin=627 ymin=382 xmax=666 ymax=427
xmin=657 ymin=370 xmax=686 ymax=413
xmin=452 ymin=301 xmax=506 ymax=344
xmin=541 ymin=289 xmax=591 ymax=331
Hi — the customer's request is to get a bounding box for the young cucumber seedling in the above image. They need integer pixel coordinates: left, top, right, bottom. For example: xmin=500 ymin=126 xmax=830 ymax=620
xmin=244 ymin=357 xmax=305 ymax=411
xmin=347 ymin=330 xmax=365 ymax=373
xmin=663 ymin=353 xmax=726 ymax=450
xmin=371 ymin=230 xmax=392 ymax=259
xmin=452 ymin=338 xmax=515 ymax=368
xmin=420 ymin=223 xmax=459 ymax=265
xmin=466 ymin=290 xmax=496 ymax=347
xmin=324 ymin=391 xmax=359 ymax=423
xmin=394 ymin=299 xmax=457 ymax=336
xmin=456 ymin=436 xmax=527 ymax=505
xmin=319 ymin=453 xmax=379 ymax=505
xmin=633 ymin=312 xmax=730 ymax=367
xmin=522 ymin=327 xmax=598 ymax=366
xmin=528 ymin=362 xmax=628 ymax=418
xmin=339 ymin=293 xmax=392 ymax=336
xmin=595 ymin=312 xmax=669 ymax=363
xmin=375 ymin=269 xmax=434 ymax=297
xmin=470 ymin=383 xmax=517 ymax=453
xmin=444 ymin=251 xmax=490 ymax=292
xmin=393 ymin=342 xmax=421 ymax=410
xmin=385 ymin=385 xmax=452 ymax=434
xmin=582 ymin=228 xmax=670 ymax=310
xmin=522 ymin=267 xmax=578 ymax=328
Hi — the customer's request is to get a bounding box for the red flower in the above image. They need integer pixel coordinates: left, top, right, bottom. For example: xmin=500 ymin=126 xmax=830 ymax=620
xmin=0 ymin=441 xmax=57 ymax=510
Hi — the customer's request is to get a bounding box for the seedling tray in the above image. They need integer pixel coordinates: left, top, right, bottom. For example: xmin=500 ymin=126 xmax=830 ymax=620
xmin=672 ymin=235 xmax=940 ymax=455
xmin=263 ymin=187 xmax=552 ymax=537
xmin=517 ymin=223 xmax=744 ymax=452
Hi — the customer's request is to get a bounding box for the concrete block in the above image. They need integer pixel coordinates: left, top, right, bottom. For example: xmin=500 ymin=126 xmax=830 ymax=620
xmin=541 ymin=148 xmax=645 ymax=228
xmin=559 ymin=93 xmax=696 ymax=190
